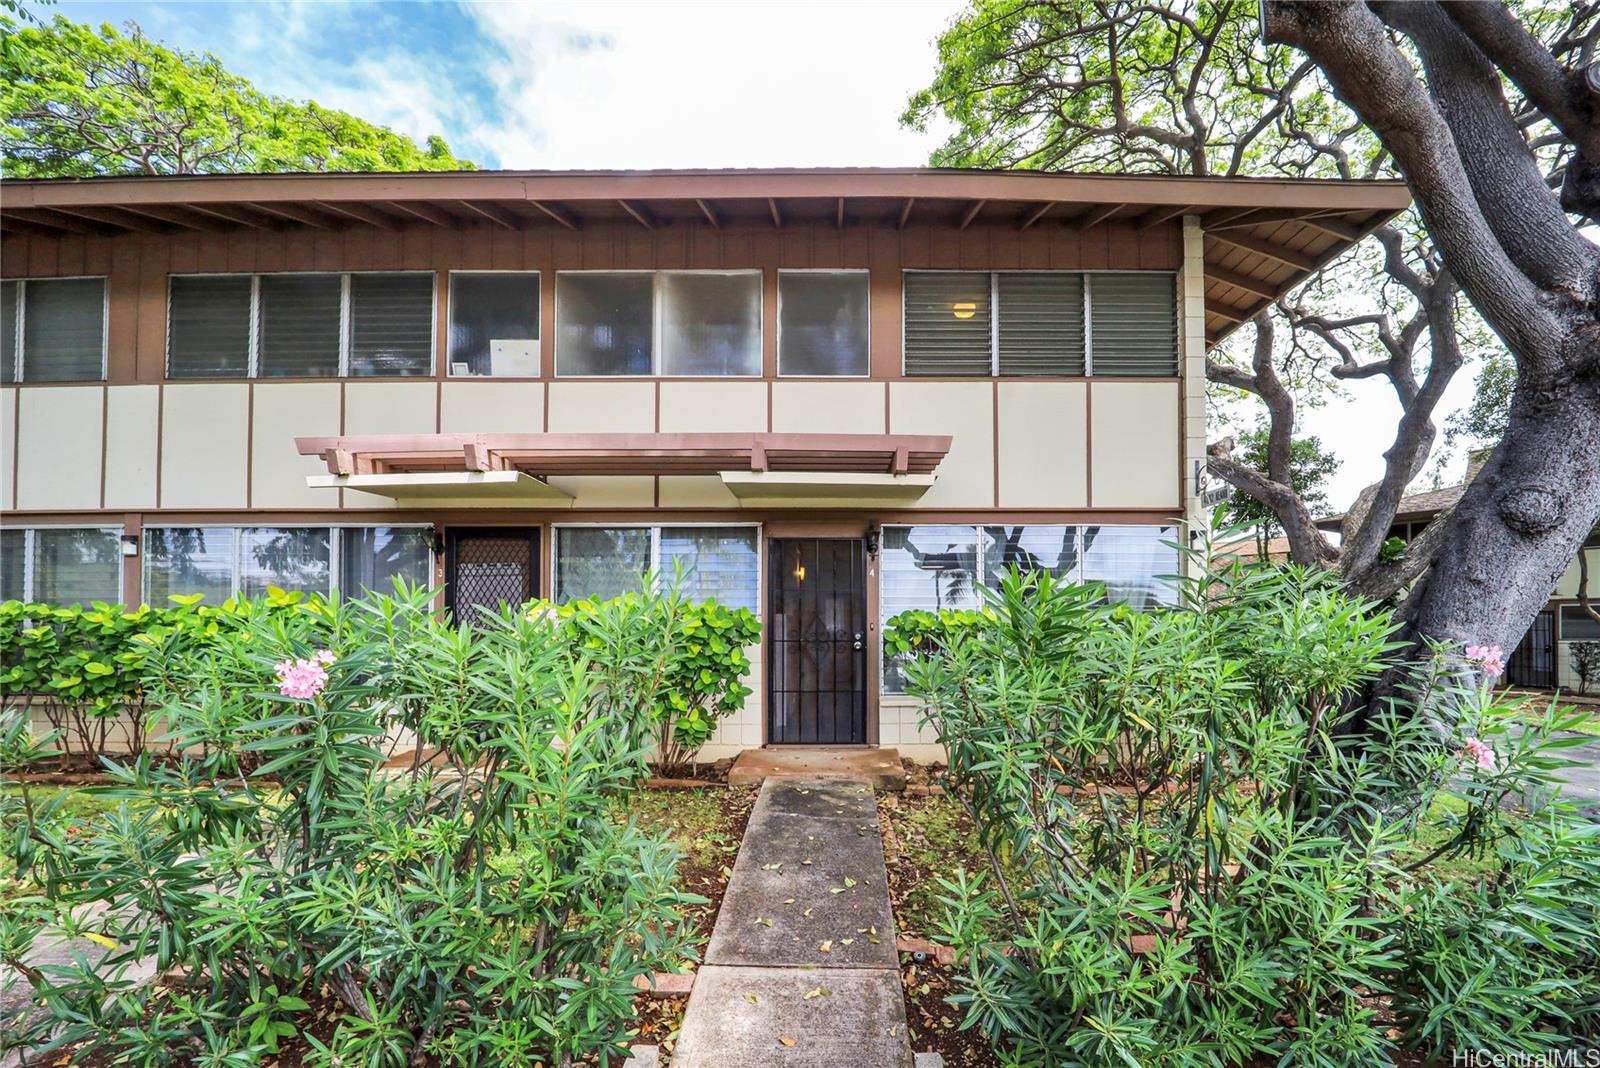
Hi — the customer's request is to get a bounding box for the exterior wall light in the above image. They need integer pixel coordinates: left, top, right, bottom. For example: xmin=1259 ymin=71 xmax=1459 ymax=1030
xmin=952 ymin=302 xmax=977 ymax=319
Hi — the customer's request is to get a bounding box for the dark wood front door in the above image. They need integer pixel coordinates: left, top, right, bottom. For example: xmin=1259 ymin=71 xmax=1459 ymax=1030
xmin=768 ymin=538 xmax=868 ymax=745
xmin=445 ymin=528 xmax=538 ymax=626
xmin=1507 ymin=608 xmax=1556 ymax=689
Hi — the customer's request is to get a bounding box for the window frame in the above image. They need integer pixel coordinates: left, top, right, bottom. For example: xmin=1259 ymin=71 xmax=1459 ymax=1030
xmin=899 ymin=268 xmax=1178 ymax=379
xmin=445 ymin=269 xmax=542 ymax=378
xmin=141 ymin=524 xmax=435 ymax=603
xmin=551 ymin=521 xmax=763 ymax=611
xmin=554 ymin=269 xmax=765 ymax=379
xmin=776 ymin=268 xmax=872 ymax=379
xmin=165 ymin=270 xmax=437 ymax=380
xmin=3 ymin=525 xmax=124 ymax=603
xmin=3 ymin=277 xmax=110 ymax=384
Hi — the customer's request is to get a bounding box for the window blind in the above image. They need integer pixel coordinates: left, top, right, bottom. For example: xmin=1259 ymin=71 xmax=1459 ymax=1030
xmin=903 ymin=272 xmax=992 ymax=375
xmin=660 ymin=527 xmax=759 ymax=611
xmin=1079 ymin=525 xmax=1178 ymax=607
xmin=1 ymin=528 xmax=27 ymax=601
xmin=1088 ymin=273 xmax=1178 ymax=375
xmin=258 ymin=274 xmax=341 ymax=377
xmin=349 ymin=273 xmax=434 ymax=377
xmin=997 ymin=273 xmax=1085 ymax=375
xmin=144 ymin=528 xmax=235 ymax=606
xmin=22 ymin=278 xmax=104 ymax=382
xmin=168 ymin=276 xmax=252 ymax=378
xmin=1 ymin=281 xmax=17 ymax=384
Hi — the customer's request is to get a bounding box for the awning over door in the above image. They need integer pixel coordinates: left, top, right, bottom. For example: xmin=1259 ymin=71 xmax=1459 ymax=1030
xmin=296 ymin=431 xmax=953 ymax=508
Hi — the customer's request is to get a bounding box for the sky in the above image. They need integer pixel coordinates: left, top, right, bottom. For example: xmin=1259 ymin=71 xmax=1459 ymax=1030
xmin=50 ymin=0 xmax=1485 ymax=514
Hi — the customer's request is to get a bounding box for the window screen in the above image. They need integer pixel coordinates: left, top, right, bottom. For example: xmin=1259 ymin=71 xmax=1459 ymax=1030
xmin=659 ymin=272 xmax=761 ymax=376
xmin=341 ymin=527 xmax=432 ymax=597
xmin=997 ymin=273 xmax=1085 ymax=375
xmin=1080 ymin=525 xmax=1178 ymax=607
xmin=1 ymin=281 xmax=17 ymax=385
xmin=239 ymin=528 xmax=331 ymax=599
xmin=21 ymin=278 xmax=105 ymax=381
xmin=1561 ymin=607 xmax=1600 ymax=642
xmin=168 ymin=276 xmax=252 ymax=378
xmin=258 ymin=274 xmax=341 ymax=377
xmin=31 ymin=529 xmax=120 ymax=605
xmin=903 ymin=272 xmax=992 ymax=375
xmin=144 ymin=528 xmax=234 ymax=606
xmin=557 ymin=273 xmax=653 ymax=376
xmin=660 ymin=527 xmax=758 ymax=611
xmin=449 ymin=273 xmax=539 ymax=377
xmin=349 ymin=273 xmax=434 ymax=377
xmin=0 ymin=529 xmax=24 ymax=601
xmin=779 ymin=271 xmax=869 ymax=376
xmin=1088 ymin=273 xmax=1178 ymax=375
xmin=555 ymin=527 xmax=651 ymax=602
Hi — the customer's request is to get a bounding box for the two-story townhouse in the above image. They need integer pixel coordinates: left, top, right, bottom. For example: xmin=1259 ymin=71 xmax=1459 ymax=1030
xmin=0 ymin=169 xmax=1407 ymax=760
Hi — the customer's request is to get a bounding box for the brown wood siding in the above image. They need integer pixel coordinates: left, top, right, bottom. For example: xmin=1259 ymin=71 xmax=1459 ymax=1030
xmin=0 ymin=220 xmax=1181 ymax=387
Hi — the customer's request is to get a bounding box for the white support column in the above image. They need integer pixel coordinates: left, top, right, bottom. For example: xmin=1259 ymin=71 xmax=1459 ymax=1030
xmin=1180 ymin=216 xmax=1210 ymax=561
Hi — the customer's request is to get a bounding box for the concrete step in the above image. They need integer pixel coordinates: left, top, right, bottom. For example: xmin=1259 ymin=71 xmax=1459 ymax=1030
xmin=728 ymin=747 xmax=906 ymax=791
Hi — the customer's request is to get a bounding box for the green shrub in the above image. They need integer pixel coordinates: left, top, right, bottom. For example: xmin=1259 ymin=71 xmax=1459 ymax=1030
xmin=897 ymin=559 xmax=1600 ymax=1066
xmin=2 ymin=583 xmax=703 ymax=1067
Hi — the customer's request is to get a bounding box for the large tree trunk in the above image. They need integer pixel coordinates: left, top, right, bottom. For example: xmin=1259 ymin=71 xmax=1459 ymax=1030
xmin=1404 ymin=370 xmax=1600 ymax=654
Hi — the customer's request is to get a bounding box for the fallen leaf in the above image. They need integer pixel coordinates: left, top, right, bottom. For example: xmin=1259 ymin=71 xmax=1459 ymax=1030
xmin=829 ymin=887 xmax=847 ymax=895
xmin=803 ymin=986 xmax=830 ymax=1000
xmin=844 ymin=876 xmax=857 ymax=887
xmin=783 ymin=898 xmax=796 ymax=904
xmin=745 ymin=994 xmax=759 ymax=1004
xmin=803 ymin=907 xmax=814 ymax=917
xmin=762 ymin=862 xmax=783 ymax=871
xmin=818 ymin=940 xmax=832 ymax=953
xmin=754 ymin=917 xmax=773 ymax=927
xmin=778 ymin=1035 xmax=797 ymax=1047
xmin=889 ymin=1024 xmax=899 ymax=1037
xmin=840 ymin=938 xmax=855 ymax=945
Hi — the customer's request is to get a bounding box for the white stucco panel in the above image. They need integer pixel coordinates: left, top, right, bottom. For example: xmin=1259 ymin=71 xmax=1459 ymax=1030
xmin=659 ymin=381 xmax=767 ymax=433
xmin=771 ymin=381 xmax=887 ymax=434
xmin=103 ymin=385 xmax=159 ymax=510
xmin=1090 ymin=381 xmax=1181 ymax=509
xmin=997 ymin=381 xmax=1088 ymax=508
xmin=16 ymin=386 xmax=104 ymax=511
xmin=252 ymin=383 xmax=342 ymax=509
xmin=161 ymin=383 xmax=249 ymax=509
xmin=440 ymin=381 xmax=545 ymax=434
xmin=889 ymin=381 xmax=994 ymax=509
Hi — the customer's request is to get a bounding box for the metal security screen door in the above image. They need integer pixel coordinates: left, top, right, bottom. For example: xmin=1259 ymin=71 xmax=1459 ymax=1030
xmin=768 ymin=539 xmax=868 ymax=744
xmin=446 ymin=528 xmax=538 ymax=626
xmin=1507 ymin=609 xmax=1556 ymax=689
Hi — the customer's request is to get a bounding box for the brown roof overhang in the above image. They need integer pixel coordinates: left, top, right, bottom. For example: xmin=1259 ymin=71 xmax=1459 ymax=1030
xmin=1 ymin=168 xmax=1409 ymax=348
xmin=294 ymin=431 xmax=953 ymax=479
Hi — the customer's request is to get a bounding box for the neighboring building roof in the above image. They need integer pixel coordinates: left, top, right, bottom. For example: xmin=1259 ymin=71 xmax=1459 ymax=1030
xmin=1317 ymin=458 xmax=1485 ymax=531
xmin=1217 ymin=535 xmax=1295 ymax=563
xmin=0 ymin=167 xmax=1410 ymax=348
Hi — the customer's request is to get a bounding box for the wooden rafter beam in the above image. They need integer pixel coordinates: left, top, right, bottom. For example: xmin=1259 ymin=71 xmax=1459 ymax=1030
xmin=1017 ymin=203 xmax=1053 ymax=230
xmin=1203 ymin=262 xmax=1281 ymax=300
xmin=1137 ymin=204 xmax=1193 ymax=230
xmin=767 ymin=197 xmax=783 ymax=229
xmin=23 ymin=205 xmax=149 ymax=233
xmin=695 ymin=198 xmax=721 ymax=228
xmin=315 ymin=201 xmax=399 ymax=229
xmin=1298 ymin=214 xmax=1364 ymax=243
xmin=528 ymin=199 xmax=579 ymax=231
xmin=383 ymin=200 xmax=456 ymax=227
xmin=617 ymin=199 xmax=656 ymax=230
xmin=184 ymin=202 xmax=277 ymax=230
xmin=1203 ymin=207 xmax=1264 ymax=229
xmin=250 ymin=202 xmax=337 ymax=230
xmin=957 ymin=199 xmax=986 ymax=230
xmin=456 ymin=200 xmax=519 ymax=230
xmin=1207 ymin=230 xmax=1318 ymax=272
xmin=836 ymin=197 xmax=846 ymax=230
xmin=897 ymin=197 xmax=915 ymax=230
xmin=1205 ymin=298 xmax=1257 ymax=324
xmin=1072 ymin=202 xmax=1126 ymax=229
xmin=115 ymin=203 xmax=218 ymax=231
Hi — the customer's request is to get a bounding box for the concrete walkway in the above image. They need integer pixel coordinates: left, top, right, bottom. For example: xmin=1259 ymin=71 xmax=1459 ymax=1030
xmin=672 ymin=778 xmax=912 ymax=1067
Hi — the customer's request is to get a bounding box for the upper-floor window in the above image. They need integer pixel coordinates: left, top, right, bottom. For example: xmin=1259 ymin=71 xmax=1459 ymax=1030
xmin=778 ymin=270 xmax=869 ymax=377
xmin=902 ymin=270 xmax=1176 ymax=378
xmin=448 ymin=271 xmax=540 ymax=377
xmin=1 ymin=278 xmax=107 ymax=383
xmin=556 ymin=270 xmax=761 ymax=377
xmin=0 ymin=526 xmax=122 ymax=605
xmin=167 ymin=272 xmax=434 ymax=380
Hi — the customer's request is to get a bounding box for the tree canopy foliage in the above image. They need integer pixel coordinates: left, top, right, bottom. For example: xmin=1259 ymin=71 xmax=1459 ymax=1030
xmin=0 ymin=15 xmax=475 ymax=177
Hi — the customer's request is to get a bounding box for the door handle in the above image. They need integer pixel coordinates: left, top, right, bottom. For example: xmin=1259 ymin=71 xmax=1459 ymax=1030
xmin=852 ymin=633 xmax=864 ymax=651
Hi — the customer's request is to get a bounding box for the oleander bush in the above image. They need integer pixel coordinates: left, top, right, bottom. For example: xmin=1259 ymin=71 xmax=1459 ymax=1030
xmin=894 ymin=556 xmax=1600 ymax=1067
xmin=1 ymin=582 xmax=713 ymax=1067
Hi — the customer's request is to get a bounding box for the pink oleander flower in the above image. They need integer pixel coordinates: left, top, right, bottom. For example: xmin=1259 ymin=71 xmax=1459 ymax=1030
xmin=275 ymin=652 xmax=333 ymax=699
xmin=526 ymin=605 xmax=559 ymax=625
xmin=1464 ymin=643 xmax=1506 ymax=680
xmin=1462 ymin=736 xmax=1497 ymax=772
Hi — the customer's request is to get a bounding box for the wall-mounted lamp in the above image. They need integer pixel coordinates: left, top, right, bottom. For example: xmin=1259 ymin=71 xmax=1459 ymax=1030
xmin=428 ymin=529 xmax=447 ymax=557
xmin=120 ymin=534 xmax=139 ymax=558
xmin=865 ymin=527 xmax=879 ymax=557
xmin=951 ymin=301 xmax=977 ymax=320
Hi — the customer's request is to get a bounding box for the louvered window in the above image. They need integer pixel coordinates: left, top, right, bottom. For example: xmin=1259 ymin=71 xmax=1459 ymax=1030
xmin=350 ymin=273 xmax=434 ymax=376
xmin=1088 ymin=273 xmax=1178 ymax=376
xmin=168 ymin=276 xmax=252 ymax=378
xmin=259 ymin=274 xmax=342 ymax=377
xmin=1 ymin=278 xmax=106 ymax=382
xmin=903 ymin=270 xmax=1175 ymax=377
xmin=1 ymin=527 xmax=122 ymax=606
xmin=164 ymin=272 xmax=433 ymax=379
xmin=997 ymin=273 xmax=1085 ymax=375
xmin=903 ymin=272 xmax=992 ymax=375
xmin=144 ymin=526 xmax=431 ymax=605
xmin=555 ymin=525 xmax=759 ymax=611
